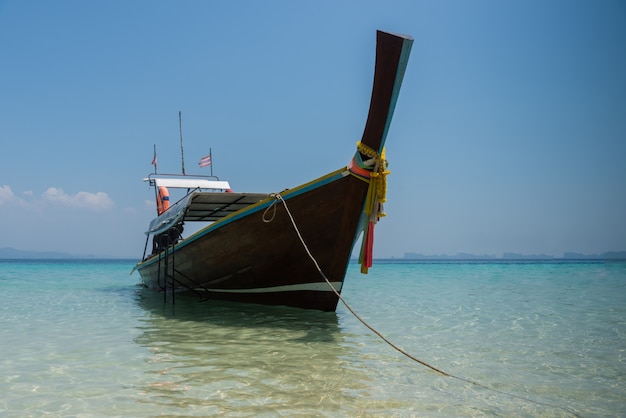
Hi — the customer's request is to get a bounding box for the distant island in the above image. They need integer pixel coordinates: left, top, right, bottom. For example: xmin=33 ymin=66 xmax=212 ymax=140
xmin=3 ymin=246 xmax=625 ymax=261
xmin=403 ymin=251 xmax=626 ymax=260
xmin=0 ymin=247 xmax=97 ymax=259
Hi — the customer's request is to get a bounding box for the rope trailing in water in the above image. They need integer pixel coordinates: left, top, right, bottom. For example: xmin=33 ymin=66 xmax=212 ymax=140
xmin=270 ymin=192 xmax=581 ymax=417
xmin=269 ymin=193 xmax=448 ymax=375
xmin=354 ymin=141 xmax=389 ymax=274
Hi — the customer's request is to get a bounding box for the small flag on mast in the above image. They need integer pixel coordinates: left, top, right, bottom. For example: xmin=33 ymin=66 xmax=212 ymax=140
xmin=198 ymin=154 xmax=211 ymax=168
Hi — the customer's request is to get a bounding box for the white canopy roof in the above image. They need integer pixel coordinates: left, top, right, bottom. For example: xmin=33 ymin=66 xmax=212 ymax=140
xmin=145 ymin=176 xmax=231 ymax=190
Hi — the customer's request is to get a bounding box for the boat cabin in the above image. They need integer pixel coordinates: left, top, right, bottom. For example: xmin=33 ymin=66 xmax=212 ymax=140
xmin=142 ymin=174 xmax=268 ymax=259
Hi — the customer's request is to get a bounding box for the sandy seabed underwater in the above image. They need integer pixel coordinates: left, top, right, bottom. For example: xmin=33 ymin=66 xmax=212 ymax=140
xmin=1 ymin=259 xmax=625 ymax=417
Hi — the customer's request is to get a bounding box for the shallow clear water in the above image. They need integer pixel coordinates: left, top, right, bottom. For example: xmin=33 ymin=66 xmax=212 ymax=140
xmin=0 ymin=259 xmax=624 ymax=417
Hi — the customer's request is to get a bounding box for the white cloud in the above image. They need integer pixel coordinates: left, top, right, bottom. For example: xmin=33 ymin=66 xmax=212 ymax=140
xmin=0 ymin=185 xmax=115 ymax=212
xmin=42 ymin=187 xmax=115 ymax=211
xmin=0 ymin=185 xmax=16 ymax=205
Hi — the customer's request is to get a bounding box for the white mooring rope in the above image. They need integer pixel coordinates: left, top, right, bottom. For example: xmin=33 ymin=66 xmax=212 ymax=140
xmin=268 ymin=192 xmax=581 ymax=417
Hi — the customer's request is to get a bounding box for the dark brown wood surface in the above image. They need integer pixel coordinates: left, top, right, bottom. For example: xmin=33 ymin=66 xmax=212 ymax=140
xmin=360 ymin=30 xmax=413 ymax=154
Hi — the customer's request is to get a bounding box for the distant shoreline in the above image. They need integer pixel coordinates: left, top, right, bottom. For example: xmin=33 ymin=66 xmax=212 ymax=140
xmin=0 ymin=258 xmax=139 ymax=262
xmin=360 ymin=258 xmax=626 ymax=263
xmin=0 ymin=247 xmax=138 ymax=261
xmin=1 ymin=247 xmax=625 ymax=262
xmin=2 ymin=259 xmax=625 ymax=266
xmin=400 ymin=251 xmax=626 ymax=261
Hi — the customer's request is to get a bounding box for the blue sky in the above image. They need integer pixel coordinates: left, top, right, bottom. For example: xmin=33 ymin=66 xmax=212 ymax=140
xmin=1 ymin=0 xmax=624 ymax=258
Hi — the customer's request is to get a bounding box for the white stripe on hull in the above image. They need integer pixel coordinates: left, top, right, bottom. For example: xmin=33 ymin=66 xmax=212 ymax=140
xmin=195 ymin=282 xmax=343 ymax=294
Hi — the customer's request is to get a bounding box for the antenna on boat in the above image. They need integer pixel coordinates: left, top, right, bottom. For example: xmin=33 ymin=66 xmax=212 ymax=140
xmin=179 ymin=110 xmax=186 ymax=175
xmin=152 ymin=144 xmax=158 ymax=174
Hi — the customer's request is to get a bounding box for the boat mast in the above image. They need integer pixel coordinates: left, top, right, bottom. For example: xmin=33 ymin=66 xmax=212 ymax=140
xmin=179 ymin=110 xmax=186 ymax=175
xmin=153 ymin=144 xmax=157 ymax=174
xmin=210 ymin=147 xmax=213 ymax=177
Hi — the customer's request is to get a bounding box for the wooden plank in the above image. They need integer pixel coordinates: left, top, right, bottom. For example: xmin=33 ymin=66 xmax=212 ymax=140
xmin=360 ymin=31 xmax=413 ymax=154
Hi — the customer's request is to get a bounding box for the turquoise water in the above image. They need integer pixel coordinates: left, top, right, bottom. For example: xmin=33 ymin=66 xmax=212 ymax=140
xmin=1 ymin=259 xmax=624 ymax=417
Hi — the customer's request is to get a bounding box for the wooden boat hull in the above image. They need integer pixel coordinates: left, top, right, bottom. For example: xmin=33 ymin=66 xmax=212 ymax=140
xmin=137 ymin=169 xmax=368 ymax=311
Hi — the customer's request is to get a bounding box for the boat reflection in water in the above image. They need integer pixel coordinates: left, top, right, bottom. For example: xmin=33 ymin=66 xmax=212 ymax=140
xmin=132 ymin=288 xmax=408 ymax=415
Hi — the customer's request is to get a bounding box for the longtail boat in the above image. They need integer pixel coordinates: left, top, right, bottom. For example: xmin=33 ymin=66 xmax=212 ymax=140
xmin=134 ymin=31 xmax=413 ymax=311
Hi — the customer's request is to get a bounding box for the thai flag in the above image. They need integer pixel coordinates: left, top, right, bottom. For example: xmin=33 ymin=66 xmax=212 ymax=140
xmin=198 ymin=154 xmax=211 ymax=168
